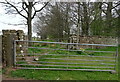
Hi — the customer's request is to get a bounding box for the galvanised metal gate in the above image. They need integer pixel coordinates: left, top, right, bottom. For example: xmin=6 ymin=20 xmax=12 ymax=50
xmin=14 ymin=40 xmax=118 ymax=72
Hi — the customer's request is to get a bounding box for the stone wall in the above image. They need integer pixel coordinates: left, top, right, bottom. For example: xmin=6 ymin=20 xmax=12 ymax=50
xmin=70 ymin=35 xmax=118 ymax=45
xmin=70 ymin=35 xmax=118 ymax=49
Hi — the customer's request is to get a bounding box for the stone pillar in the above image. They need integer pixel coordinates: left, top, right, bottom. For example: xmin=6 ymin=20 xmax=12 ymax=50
xmin=5 ymin=34 xmax=14 ymax=67
xmin=2 ymin=30 xmax=25 ymax=67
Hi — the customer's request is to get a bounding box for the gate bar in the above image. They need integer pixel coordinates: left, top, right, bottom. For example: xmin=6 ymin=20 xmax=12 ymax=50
xmin=15 ymin=67 xmax=115 ymax=72
xmin=15 ymin=40 xmax=118 ymax=47
xmin=16 ymin=57 xmax=115 ymax=62
xmin=17 ymin=61 xmax=115 ymax=65
xmin=16 ymin=53 xmax=116 ymax=58
xmin=16 ymin=64 xmax=115 ymax=68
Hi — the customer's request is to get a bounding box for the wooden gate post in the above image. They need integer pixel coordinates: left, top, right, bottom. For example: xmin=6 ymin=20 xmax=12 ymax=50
xmin=5 ymin=34 xmax=14 ymax=67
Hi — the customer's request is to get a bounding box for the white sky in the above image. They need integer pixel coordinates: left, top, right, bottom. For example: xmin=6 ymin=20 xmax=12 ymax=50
xmin=0 ymin=4 xmax=28 ymax=35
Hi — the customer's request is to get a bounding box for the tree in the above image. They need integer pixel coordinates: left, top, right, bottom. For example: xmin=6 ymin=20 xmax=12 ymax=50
xmin=62 ymin=3 xmax=71 ymax=42
xmin=34 ymin=1 xmax=120 ymax=42
xmin=34 ymin=2 xmax=72 ymax=42
xmin=46 ymin=3 xmax=64 ymax=41
xmin=90 ymin=1 xmax=119 ymax=36
xmin=1 ymin=0 xmax=49 ymax=41
xmin=90 ymin=2 xmax=103 ymax=35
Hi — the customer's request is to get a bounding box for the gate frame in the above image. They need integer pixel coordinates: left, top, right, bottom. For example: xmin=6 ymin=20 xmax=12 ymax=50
xmin=13 ymin=40 xmax=118 ymax=73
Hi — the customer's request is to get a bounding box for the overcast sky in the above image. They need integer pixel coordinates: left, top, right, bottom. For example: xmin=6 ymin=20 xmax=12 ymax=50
xmin=0 ymin=4 xmax=28 ymax=35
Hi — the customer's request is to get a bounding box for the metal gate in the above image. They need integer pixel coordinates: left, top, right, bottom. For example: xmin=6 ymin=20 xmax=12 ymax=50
xmin=13 ymin=40 xmax=118 ymax=72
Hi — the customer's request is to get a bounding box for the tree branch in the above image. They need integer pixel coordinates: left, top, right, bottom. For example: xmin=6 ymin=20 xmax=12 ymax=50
xmin=6 ymin=8 xmax=24 ymax=14
xmin=22 ymin=2 xmax=28 ymax=14
xmin=33 ymin=2 xmax=37 ymax=6
xmin=114 ymin=8 xmax=120 ymax=17
xmin=32 ymin=2 xmax=49 ymax=19
xmin=112 ymin=2 xmax=120 ymax=9
xmin=102 ymin=9 xmax=107 ymax=15
xmin=4 ymin=0 xmax=27 ymax=19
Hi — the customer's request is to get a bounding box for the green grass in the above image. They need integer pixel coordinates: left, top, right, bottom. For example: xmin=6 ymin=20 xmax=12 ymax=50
xmin=10 ymin=69 xmax=118 ymax=80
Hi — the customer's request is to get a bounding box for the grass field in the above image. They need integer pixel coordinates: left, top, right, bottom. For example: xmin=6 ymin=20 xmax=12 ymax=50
xmin=8 ymin=42 xmax=118 ymax=80
xmin=10 ymin=69 xmax=118 ymax=80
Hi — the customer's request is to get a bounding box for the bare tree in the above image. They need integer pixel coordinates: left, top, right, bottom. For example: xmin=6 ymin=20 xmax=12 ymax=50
xmin=0 ymin=0 xmax=49 ymax=41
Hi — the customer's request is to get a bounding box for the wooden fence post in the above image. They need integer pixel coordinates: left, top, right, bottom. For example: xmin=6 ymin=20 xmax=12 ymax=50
xmin=5 ymin=34 xmax=14 ymax=67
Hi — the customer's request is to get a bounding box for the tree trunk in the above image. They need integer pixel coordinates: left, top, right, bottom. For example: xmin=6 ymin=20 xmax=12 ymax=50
xmin=77 ymin=2 xmax=80 ymax=49
xmin=65 ymin=3 xmax=70 ymax=43
xmin=106 ymin=2 xmax=112 ymax=35
xmin=27 ymin=2 xmax=33 ymax=41
xmin=118 ymin=16 xmax=120 ymax=45
xmin=82 ymin=2 xmax=89 ymax=36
